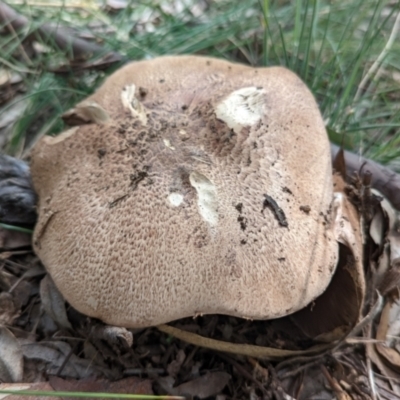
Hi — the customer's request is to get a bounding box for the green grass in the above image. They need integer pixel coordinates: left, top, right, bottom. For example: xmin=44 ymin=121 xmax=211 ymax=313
xmin=0 ymin=389 xmax=184 ymax=399
xmin=1 ymin=0 xmax=400 ymax=167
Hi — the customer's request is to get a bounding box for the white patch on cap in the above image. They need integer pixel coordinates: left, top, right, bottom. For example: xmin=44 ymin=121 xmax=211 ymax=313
xmin=168 ymin=193 xmax=183 ymax=207
xmin=121 ymin=84 xmax=147 ymax=125
xmin=189 ymin=171 xmax=218 ymax=226
xmin=163 ymin=138 xmax=175 ymax=150
xmin=215 ymin=86 xmax=266 ymax=134
xmin=87 ymin=296 xmax=98 ymax=310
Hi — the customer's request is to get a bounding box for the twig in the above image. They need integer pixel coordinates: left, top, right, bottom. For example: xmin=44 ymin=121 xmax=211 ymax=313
xmin=217 ymin=353 xmax=268 ymax=395
xmin=0 ymin=1 xmax=124 ymax=63
xmin=278 ymin=358 xmax=323 ymax=380
xmin=367 ymin=354 xmax=379 ymax=400
xmin=373 ymin=380 xmax=400 ymax=400
xmin=331 ymin=143 xmax=400 ymax=211
xmin=331 ymin=292 xmax=383 ymax=354
xmin=320 ymin=364 xmax=347 ymax=398
xmin=157 ymin=324 xmax=333 ymax=361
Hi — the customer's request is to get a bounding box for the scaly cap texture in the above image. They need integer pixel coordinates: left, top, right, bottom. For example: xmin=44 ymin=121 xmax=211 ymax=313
xmin=31 ymin=55 xmax=338 ymax=328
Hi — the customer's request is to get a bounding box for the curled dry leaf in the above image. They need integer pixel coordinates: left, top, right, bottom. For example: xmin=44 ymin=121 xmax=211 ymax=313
xmin=367 ymin=341 xmax=400 ymax=395
xmin=374 ymin=295 xmax=400 ymax=373
xmin=0 ymin=292 xmax=20 ymax=326
xmin=290 ymin=173 xmax=365 ymax=341
xmin=0 ymin=327 xmax=23 ymax=383
xmin=378 ymin=192 xmax=400 ymax=266
xmin=369 ymin=190 xmax=400 ymax=294
xmin=368 ymin=190 xmax=400 ymax=391
xmin=40 ymin=274 xmax=72 ymax=330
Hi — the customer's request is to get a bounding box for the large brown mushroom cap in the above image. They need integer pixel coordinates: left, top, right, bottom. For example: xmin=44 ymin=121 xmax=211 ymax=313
xmin=31 ymin=55 xmax=338 ymax=328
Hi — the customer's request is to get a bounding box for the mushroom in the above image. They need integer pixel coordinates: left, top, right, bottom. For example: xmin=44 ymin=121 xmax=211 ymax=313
xmin=30 ymin=55 xmax=339 ymax=328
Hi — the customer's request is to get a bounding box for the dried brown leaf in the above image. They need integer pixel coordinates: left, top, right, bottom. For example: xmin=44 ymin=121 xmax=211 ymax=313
xmin=49 ymin=376 xmax=153 ymax=399
xmin=367 ymin=342 xmax=400 ymax=395
xmin=0 ymin=229 xmax=31 ymax=250
xmin=0 ymin=382 xmax=60 ymax=400
xmin=377 ymin=193 xmax=400 ymax=266
xmin=166 ymin=349 xmax=186 ymax=378
xmin=157 ymin=372 xmax=230 ymax=399
xmin=290 ymin=173 xmax=365 ymax=340
xmin=375 ymin=297 xmax=400 ymax=373
xmin=0 ymin=327 xmax=23 ymax=383
xmin=21 ymin=341 xmax=99 ymax=379
xmin=0 ymin=292 xmax=20 ymax=325
xmin=376 ymin=345 xmax=400 ymax=373
xmin=40 ymin=275 xmax=72 ymax=330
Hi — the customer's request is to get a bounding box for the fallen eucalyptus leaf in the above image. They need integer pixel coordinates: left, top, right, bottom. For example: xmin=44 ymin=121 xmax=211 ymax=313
xmin=0 ymin=327 xmax=23 ymax=382
xmin=0 ymin=292 xmax=20 ymax=325
xmin=379 ymin=194 xmax=400 ymax=266
xmin=21 ymin=340 xmax=99 ymax=379
xmin=40 ymin=274 xmax=72 ymax=330
xmin=375 ymin=296 xmax=400 ymax=373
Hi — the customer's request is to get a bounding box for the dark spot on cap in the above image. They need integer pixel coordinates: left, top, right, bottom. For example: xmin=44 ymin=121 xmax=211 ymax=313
xmin=300 ymin=205 xmax=311 ymax=214
xmin=139 ymin=87 xmax=148 ymax=97
xmin=98 ymin=148 xmax=106 ymax=158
